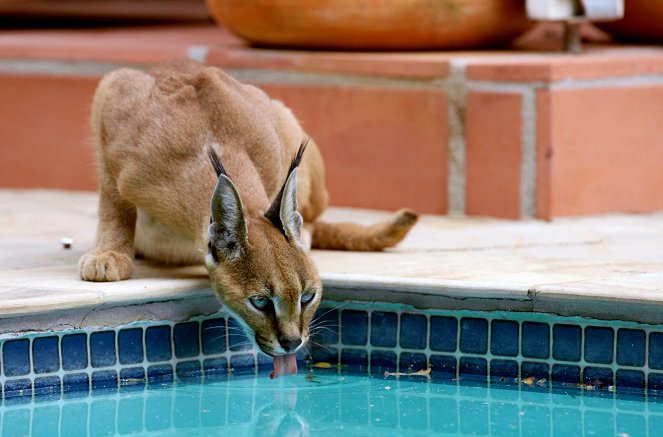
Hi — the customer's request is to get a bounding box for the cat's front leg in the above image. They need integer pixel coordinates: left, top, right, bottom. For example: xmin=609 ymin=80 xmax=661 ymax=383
xmin=79 ymin=177 xmax=136 ymax=282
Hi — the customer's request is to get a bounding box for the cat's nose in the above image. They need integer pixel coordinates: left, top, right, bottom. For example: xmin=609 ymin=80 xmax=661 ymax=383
xmin=279 ymin=336 xmax=302 ymax=352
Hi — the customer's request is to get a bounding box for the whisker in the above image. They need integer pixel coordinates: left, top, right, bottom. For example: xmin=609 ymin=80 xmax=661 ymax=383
xmin=311 ymin=302 xmax=347 ymax=325
xmin=307 ymin=340 xmax=335 ymax=354
xmin=228 ymin=343 xmax=256 ymax=350
xmin=309 ymin=320 xmax=341 ymax=330
xmin=309 ymin=326 xmax=338 ymax=335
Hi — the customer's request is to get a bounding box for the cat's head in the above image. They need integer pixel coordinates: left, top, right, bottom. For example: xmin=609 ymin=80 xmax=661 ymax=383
xmin=203 ymin=141 xmax=322 ymax=359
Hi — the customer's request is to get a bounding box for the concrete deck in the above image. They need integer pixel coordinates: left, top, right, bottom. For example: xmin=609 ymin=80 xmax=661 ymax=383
xmin=1 ymin=189 xmax=663 ymax=332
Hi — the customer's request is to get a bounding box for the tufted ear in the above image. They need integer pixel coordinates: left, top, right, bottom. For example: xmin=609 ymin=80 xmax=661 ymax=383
xmin=264 ymin=139 xmax=307 ymax=247
xmin=207 ymin=147 xmax=248 ymax=263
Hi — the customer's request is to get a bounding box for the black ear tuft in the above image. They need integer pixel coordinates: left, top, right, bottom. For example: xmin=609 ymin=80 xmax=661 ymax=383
xmin=288 ymin=137 xmax=308 ymax=175
xmin=264 ymin=138 xmax=308 ymax=239
xmin=208 ymin=146 xmax=228 ymax=178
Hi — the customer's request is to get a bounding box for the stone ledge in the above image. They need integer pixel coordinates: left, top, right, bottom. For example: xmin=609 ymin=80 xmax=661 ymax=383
xmin=1 ymin=190 xmax=662 ymax=332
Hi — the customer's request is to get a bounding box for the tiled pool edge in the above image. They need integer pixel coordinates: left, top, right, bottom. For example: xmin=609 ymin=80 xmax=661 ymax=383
xmin=323 ymin=274 xmax=663 ymax=325
xmin=3 ymin=299 xmax=663 ymax=403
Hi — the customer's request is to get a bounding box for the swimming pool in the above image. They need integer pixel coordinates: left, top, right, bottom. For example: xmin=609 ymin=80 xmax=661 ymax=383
xmin=2 ymin=369 xmax=661 ymax=436
xmin=2 ymin=301 xmax=663 ymax=436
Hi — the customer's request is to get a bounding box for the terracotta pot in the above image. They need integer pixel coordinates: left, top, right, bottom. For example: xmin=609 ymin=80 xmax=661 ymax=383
xmin=206 ymin=0 xmax=533 ymax=50
xmin=596 ymin=0 xmax=663 ymax=43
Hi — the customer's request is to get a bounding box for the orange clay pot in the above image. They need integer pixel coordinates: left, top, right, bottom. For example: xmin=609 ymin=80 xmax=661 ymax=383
xmin=596 ymin=0 xmax=663 ymax=43
xmin=206 ymin=0 xmax=533 ymax=50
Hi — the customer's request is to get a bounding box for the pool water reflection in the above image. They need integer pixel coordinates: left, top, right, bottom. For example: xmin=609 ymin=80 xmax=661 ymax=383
xmin=1 ymin=368 xmax=661 ymax=436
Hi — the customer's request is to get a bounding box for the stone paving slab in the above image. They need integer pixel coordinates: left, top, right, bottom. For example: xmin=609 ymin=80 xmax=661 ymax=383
xmin=1 ymin=189 xmax=662 ymax=330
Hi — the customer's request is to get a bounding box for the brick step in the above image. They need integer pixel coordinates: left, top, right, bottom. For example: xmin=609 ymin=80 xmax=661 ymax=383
xmin=1 ymin=24 xmax=662 ymax=219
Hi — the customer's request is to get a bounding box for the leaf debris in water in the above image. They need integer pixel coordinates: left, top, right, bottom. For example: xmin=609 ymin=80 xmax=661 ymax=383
xmin=384 ymin=367 xmax=431 ymax=378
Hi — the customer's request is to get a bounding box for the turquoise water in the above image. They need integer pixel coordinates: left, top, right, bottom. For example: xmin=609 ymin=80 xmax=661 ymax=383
xmin=1 ymin=369 xmax=661 ymax=436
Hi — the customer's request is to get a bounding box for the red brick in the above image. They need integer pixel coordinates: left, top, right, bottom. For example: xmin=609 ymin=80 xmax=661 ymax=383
xmin=208 ymin=49 xmax=451 ymax=79
xmin=257 ymin=84 xmax=448 ymax=214
xmin=542 ymin=86 xmax=663 ymax=217
xmin=0 ymin=73 xmax=99 ymax=190
xmin=466 ymin=51 xmax=663 ymax=82
xmin=466 ymin=91 xmax=522 ymax=219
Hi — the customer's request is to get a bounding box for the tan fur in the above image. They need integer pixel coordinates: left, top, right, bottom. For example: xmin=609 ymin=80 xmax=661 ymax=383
xmin=79 ymin=60 xmax=418 ymax=357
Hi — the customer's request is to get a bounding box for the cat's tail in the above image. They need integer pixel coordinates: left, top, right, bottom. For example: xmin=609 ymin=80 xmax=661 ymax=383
xmin=310 ymin=209 xmax=418 ymax=251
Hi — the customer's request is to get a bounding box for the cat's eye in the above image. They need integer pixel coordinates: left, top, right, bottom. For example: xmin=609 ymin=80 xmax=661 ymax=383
xmin=249 ymin=296 xmax=270 ymax=310
xmin=301 ymin=291 xmax=315 ymax=305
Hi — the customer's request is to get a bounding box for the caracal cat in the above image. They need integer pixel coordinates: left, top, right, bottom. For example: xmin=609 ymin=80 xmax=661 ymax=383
xmin=79 ymin=60 xmax=418 ymax=378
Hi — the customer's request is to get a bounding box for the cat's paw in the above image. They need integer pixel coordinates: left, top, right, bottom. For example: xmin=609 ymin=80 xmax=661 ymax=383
xmin=78 ymin=250 xmax=134 ymax=282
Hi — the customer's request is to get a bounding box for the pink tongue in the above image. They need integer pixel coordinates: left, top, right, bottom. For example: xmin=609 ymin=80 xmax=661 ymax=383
xmin=270 ymin=354 xmax=298 ymax=379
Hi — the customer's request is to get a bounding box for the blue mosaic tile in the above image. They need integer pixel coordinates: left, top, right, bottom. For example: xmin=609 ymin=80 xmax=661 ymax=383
xmin=229 ymin=354 xmax=256 ymax=375
xmin=430 ymin=355 xmax=456 ymax=379
xmin=33 ymin=376 xmax=61 ymax=398
xmin=649 ymin=332 xmax=663 ymax=370
xmin=32 ymin=336 xmax=60 ymax=374
xmin=61 ymin=403 xmax=87 ymax=436
xmin=491 ymin=320 xmax=519 ymax=357
xmin=145 ymin=325 xmax=172 ymax=361
xmin=4 ymin=378 xmax=32 ymax=399
xmin=312 ymin=309 xmax=339 ymax=345
xmin=648 ymin=373 xmax=663 ymax=393
xmin=203 ymin=357 xmax=228 ymax=380
xmin=551 ymin=364 xmax=581 ymax=384
xmin=616 ymin=328 xmax=646 ymax=367
xmin=227 ymin=318 xmax=252 ymax=351
xmin=119 ymin=367 xmax=146 ymax=388
xmin=176 ymin=360 xmax=202 ymax=382
xmin=61 ymin=333 xmax=88 ymax=370
xmin=459 ymin=318 xmax=488 ymax=354
xmin=118 ymin=328 xmax=144 ymax=365
xmin=370 ymin=350 xmax=397 ymax=372
xmin=201 ymin=318 xmax=226 ymax=355
xmin=521 ymin=362 xmax=550 ymax=383
xmin=616 ymin=369 xmax=645 ymax=391
xmin=91 ymin=370 xmax=118 ymax=391
xmin=490 ymin=359 xmax=518 ymax=379
xmin=399 ymin=352 xmax=428 ymax=372
xmin=3 ymin=339 xmax=30 ymax=376
xmin=584 ymin=327 xmax=614 ymax=364
xmin=257 ymin=352 xmax=273 ymax=373
xmin=584 ymin=367 xmax=613 ymax=388
xmin=552 ymin=324 xmax=582 ymax=362
xmin=400 ymin=313 xmax=427 ymax=350
xmin=521 ymin=322 xmax=550 ymax=359
xmin=430 ymin=316 xmax=457 ymax=352
xmin=90 ymin=331 xmax=116 ymax=368
xmin=147 ymin=364 xmax=174 ymax=384
xmin=370 ymin=311 xmax=397 ymax=348
xmin=341 ymin=348 xmax=368 ymax=370
xmin=459 ymin=357 xmax=487 ymax=379
xmin=174 ymin=321 xmax=200 ymax=358
xmin=62 ymin=373 xmax=89 ymax=393
xmin=341 ymin=310 xmax=368 ymax=346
